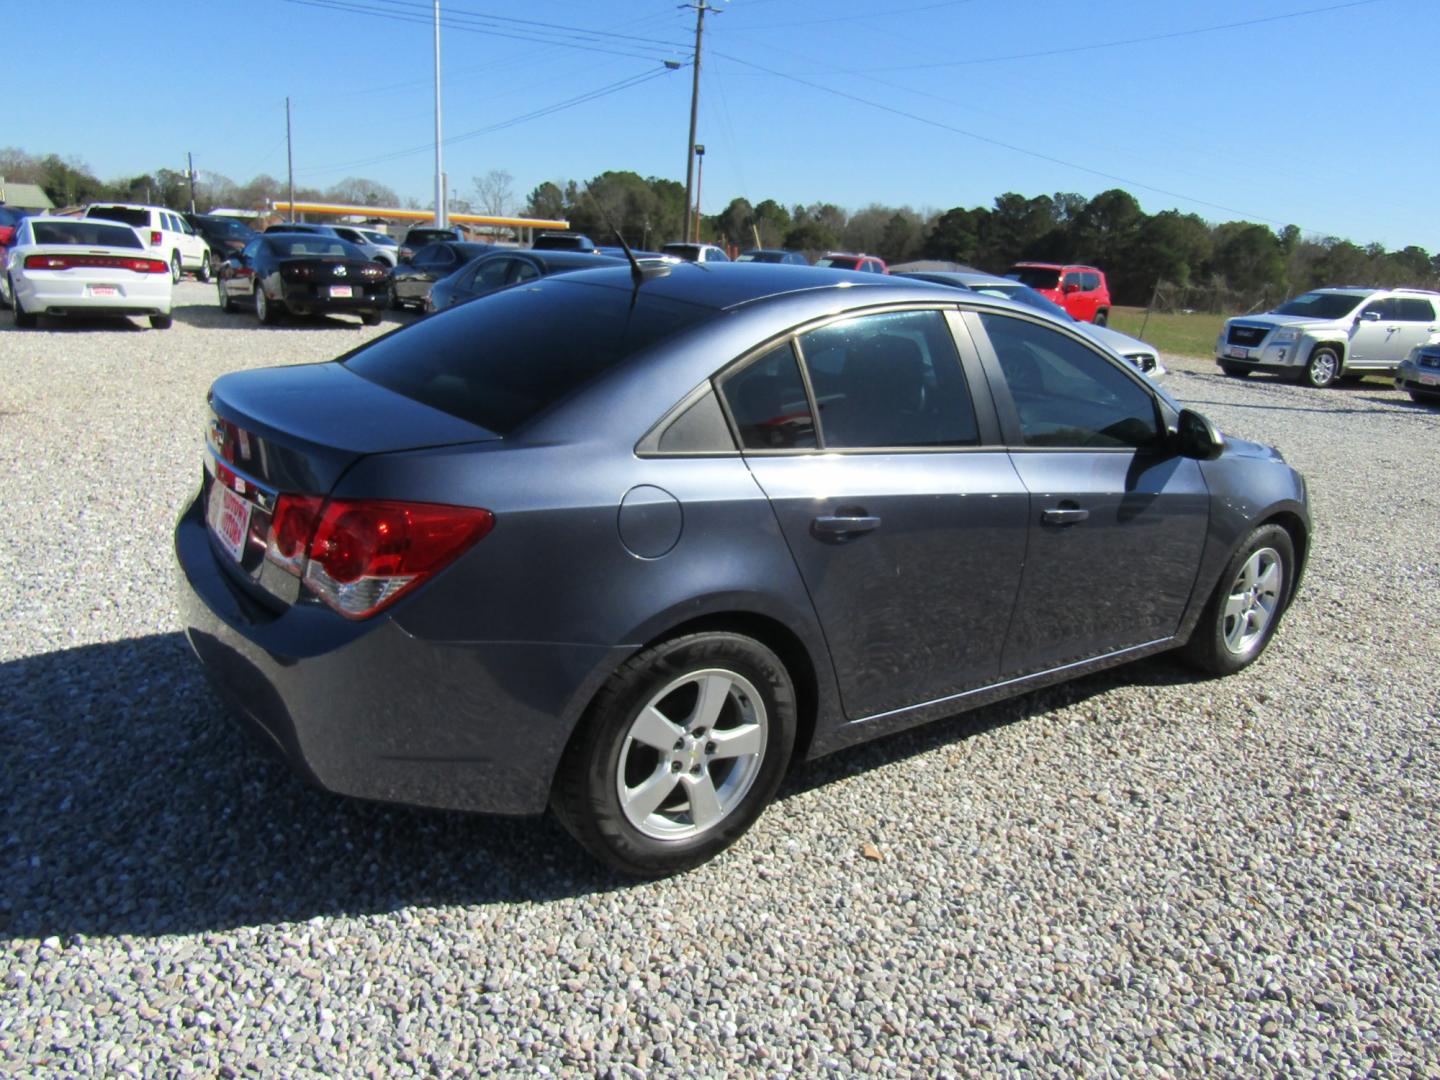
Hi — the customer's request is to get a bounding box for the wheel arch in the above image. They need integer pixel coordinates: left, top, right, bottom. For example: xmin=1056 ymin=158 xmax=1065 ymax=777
xmin=1308 ymin=338 xmax=1348 ymax=365
xmin=1258 ymin=508 xmax=1310 ymax=602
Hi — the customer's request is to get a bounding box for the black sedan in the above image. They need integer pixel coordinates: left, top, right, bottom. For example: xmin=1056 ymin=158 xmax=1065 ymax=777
xmin=389 ymin=241 xmax=493 ymax=310
xmin=216 ymin=233 xmax=390 ymax=325
xmin=187 ymin=214 xmax=258 ymax=274
xmin=426 ymin=249 xmax=624 ymax=313
xmin=177 ymin=264 xmax=1310 ymax=876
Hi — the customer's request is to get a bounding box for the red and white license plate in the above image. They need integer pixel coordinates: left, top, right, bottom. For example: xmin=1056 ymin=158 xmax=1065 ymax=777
xmin=1420 ymin=373 xmax=1439 ymax=387
xmin=89 ymin=285 xmax=119 ymax=297
xmin=329 ymin=285 xmax=353 ymax=299
xmin=206 ymin=481 xmax=252 ymax=563
xmin=1226 ymin=346 xmax=1249 ymax=360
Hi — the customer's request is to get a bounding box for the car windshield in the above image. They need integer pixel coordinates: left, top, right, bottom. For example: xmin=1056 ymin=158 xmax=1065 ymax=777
xmin=816 ymin=256 xmax=859 ymax=269
xmin=969 ymin=282 xmax=1074 ymax=321
xmin=1272 ymin=291 xmax=1366 ymax=319
xmin=267 ymin=237 xmax=363 ymax=258
xmin=200 ymin=218 xmax=254 ymax=239
xmin=85 ymin=206 xmax=149 ymax=228
xmin=1006 ymin=267 xmax=1062 ymax=289
xmin=31 ymin=221 xmax=143 ymax=248
xmin=344 ymin=278 xmax=718 ymax=434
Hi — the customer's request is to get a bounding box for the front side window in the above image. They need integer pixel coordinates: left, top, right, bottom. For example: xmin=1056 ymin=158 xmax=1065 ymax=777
xmin=799 ymin=310 xmax=978 ymax=448
xmin=719 ymin=342 xmax=817 ymax=451
xmin=1359 ymin=298 xmax=1398 ymax=320
xmin=979 ymin=313 xmax=1158 ymax=450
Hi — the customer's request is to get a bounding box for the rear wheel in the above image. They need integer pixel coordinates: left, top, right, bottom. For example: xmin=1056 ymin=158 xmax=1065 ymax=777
xmin=10 ymin=277 xmax=36 ymax=328
xmin=255 ymin=283 xmax=281 ymax=325
xmin=170 ymin=251 xmax=182 ymax=283
xmin=196 ymin=256 xmax=211 ymax=283
xmin=1181 ymin=524 xmax=1294 ymax=676
xmin=1093 ymin=308 xmax=1109 ymax=327
xmin=551 ymin=632 xmax=796 ymax=877
xmin=1303 ymin=346 xmax=1340 ymax=388
xmin=217 ymin=279 xmax=235 ymax=312
xmin=1220 ymin=363 xmax=1250 ymax=378
xmin=361 ymin=308 xmax=382 ymax=326
xmin=150 ymin=314 xmax=173 ymax=330
xmin=388 ymin=283 xmax=403 ymax=311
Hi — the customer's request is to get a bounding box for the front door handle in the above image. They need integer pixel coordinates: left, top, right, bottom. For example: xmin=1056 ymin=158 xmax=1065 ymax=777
xmin=1042 ymin=507 xmax=1089 ymax=526
xmin=812 ymin=513 xmax=881 ymax=540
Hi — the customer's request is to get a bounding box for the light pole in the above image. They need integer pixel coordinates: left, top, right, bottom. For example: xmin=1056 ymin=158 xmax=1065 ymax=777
xmin=693 ymin=144 xmax=706 ymax=243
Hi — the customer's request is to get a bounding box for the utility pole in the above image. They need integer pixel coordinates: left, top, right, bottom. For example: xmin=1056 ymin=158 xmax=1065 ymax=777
xmin=693 ymin=144 xmax=706 ymax=243
xmin=681 ymin=1 xmax=720 ymax=244
xmin=434 ymin=0 xmax=446 ymax=228
xmin=285 ymin=97 xmax=295 ymax=222
xmin=187 ymin=152 xmax=196 ymax=214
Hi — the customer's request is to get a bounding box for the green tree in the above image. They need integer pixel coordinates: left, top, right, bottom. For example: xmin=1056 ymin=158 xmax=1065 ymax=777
xmin=714 ymin=197 xmax=754 ymax=249
xmin=525 ymin=181 xmax=568 ymax=221
xmin=923 ymin=206 xmax=984 ymax=264
xmin=1211 ymin=222 xmax=1286 ymax=298
xmin=751 ymin=199 xmax=791 ymax=248
xmin=783 ymin=219 xmax=838 ymax=255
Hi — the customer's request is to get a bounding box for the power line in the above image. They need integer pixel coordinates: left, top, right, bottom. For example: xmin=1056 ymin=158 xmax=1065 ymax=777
xmin=712 ymin=49 xmax=1296 ymax=227
xmin=364 ymin=0 xmax=692 ymax=49
xmin=736 ymin=0 xmax=977 ymax=30
xmin=847 ymin=0 xmax=1383 ymax=72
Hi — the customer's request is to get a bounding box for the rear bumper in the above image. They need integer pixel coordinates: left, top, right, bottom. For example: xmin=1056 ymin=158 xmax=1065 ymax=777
xmin=173 ymin=490 xmax=630 ymax=815
xmin=16 ymin=272 xmax=172 ymax=316
xmin=278 ymin=283 xmax=386 ymax=315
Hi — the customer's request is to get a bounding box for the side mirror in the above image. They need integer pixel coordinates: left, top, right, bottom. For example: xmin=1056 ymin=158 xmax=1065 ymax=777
xmin=1174 ymin=408 xmax=1224 ymax=461
xmin=1358 ymin=310 xmax=1381 ymax=322
xmin=1062 ymin=282 xmax=1080 ymax=294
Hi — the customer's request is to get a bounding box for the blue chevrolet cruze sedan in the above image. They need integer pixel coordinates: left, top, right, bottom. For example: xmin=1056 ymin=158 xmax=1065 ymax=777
xmin=175 ymin=262 xmax=1310 ymax=875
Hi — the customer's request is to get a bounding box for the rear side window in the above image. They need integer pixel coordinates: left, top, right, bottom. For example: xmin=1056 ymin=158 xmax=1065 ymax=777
xmin=720 ymin=343 xmax=817 ymax=450
xmin=799 ymin=310 xmax=978 ymax=448
xmin=345 ymin=279 xmax=717 ymax=434
xmin=31 ymin=221 xmax=143 ymax=248
xmin=980 ymin=313 xmax=1158 ymax=450
xmin=1396 ymin=298 xmax=1436 ymax=321
xmin=86 ymin=206 xmax=149 ymax=228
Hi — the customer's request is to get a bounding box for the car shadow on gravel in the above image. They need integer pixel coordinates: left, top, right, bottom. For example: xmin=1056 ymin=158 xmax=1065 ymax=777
xmin=172 ymin=304 xmax=412 ymax=332
xmin=1 ymin=633 xmax=1211 ymax=940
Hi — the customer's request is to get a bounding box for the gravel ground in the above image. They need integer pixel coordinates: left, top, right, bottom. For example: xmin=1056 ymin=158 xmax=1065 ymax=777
xmin=2 ymin=283 xmax=1439 ymax=1076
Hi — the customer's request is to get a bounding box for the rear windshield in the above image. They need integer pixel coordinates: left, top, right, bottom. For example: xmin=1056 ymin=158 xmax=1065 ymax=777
xmin=86 ymin=206 xmax=149 ymax=228
xmin=266 ymin=236 xmax=364 ymax=258
xmin=407 ymin=229 xmax=455 ymax=245
xmin=815 ymin=256 xmax=859 ymax=269
xmin=1273 ymin=291 xmax=1366 ymax=319
xmin=32 ymin=221 xmax=142 ymax=248
xmin=344 ymin=278 xmax=718 ymax=434
xmin=1006 ymin=266 xmax=1062 ymax=289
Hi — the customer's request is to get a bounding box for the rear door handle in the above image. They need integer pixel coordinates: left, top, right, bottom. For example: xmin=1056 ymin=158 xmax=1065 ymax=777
xmin=1042 ymin=507 xmax=1089 ymax=525
xmin=812 ymin=514 xmax=881 ymax=540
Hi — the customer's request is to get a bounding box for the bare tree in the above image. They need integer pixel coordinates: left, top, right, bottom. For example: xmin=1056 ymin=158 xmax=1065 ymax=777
xmin=473 ymin=169 xmax=514 ymax=217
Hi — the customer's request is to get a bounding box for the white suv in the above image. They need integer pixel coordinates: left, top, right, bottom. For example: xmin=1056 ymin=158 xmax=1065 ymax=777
xmin=1216 ymin=287 xmax=1440 ymax=388
xmin=83 ymin=204 xmax=211 ymax=283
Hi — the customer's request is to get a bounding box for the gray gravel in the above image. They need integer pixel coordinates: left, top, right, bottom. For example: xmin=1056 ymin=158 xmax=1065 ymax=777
xmin=2 ymin=283 xmax=1439 ymax=1076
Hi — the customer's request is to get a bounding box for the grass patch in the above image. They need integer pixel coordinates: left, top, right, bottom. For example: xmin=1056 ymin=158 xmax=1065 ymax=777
xmin=1107 ymin=306 xmax=1224 ymax=359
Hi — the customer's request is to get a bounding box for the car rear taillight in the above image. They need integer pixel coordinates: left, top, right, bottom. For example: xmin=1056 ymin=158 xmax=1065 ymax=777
xmin=264 ymin=495 xmax=493 ymax=619
xmin=281 ymin=264 xmax=315 ymax=282
xmin=360 ymin=264 xmax=386 ymax=279
xmin=0 ymin=226 xmax=13 ymax=246
xmin=150 ymin=230 xmax=163 ymax=246
xmin=24 ymin=254 xmax=169 ymax=273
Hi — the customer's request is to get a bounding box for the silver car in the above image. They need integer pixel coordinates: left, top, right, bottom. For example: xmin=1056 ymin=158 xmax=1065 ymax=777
xmin=1396 ymin=336 xmax=1440 ymax=405
xmin=332 ymin=226 xmax=399 ymax=267
xmin=896 ymin=270 xmax=1167 ymax=377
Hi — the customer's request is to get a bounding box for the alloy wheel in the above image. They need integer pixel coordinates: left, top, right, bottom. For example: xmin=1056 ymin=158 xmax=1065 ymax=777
xmin=1221 ymin=546 xmax=1282 ymax=655
xmin=615 ymin=669 xmax=768 ymax=840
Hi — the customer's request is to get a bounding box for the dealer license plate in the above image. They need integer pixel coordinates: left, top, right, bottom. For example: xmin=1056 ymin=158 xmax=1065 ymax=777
xmin=89 ymin=285 xmax=119 ymax=297
xmin=1226 ymin=346 xmax=1249 ymax=360
xmin=206 ymin=481 xmax=252 ymax=564
xmin=329 ymin=285 xmax=353 ymax=298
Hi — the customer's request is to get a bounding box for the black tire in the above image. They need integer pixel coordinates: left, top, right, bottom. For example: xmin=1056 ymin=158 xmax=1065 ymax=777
xmin=551 ymin=632 xmax=797 ymax=877
xmin=1180 ymin=523 xmax=1295 ymax=676
xmin=388 ymin=283 xmax=404 ymax=311
xmin=170 ymin=251 xmax=182 ymax=283
xmin=1093 ymin=309 xmax=1109 ymax=327
xmin=1303 ymin=345 xmax=1340 ymax=388
xmin=10 ymin=278 xmax=36 ymax=328
xmin=361 ymin=308 xmax=382 ymax=326
xmin=217 ymin=279 xmax=235 ymax=312
xmin=1409 ymin=390 xmax=1440 ymax=408
xmin=1219 ymin=363 xmax=1250 ymax=378
xmin=196 ymin=256 xmax=211 ymax=284
xmin=149 ymin=314 xmax=173 ymax=330
xmin=255 ymin=282 xmax=281 ymax=325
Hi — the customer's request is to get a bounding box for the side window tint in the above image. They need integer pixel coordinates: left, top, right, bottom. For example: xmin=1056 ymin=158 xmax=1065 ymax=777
xmin=798 ymin=310 xmax=979 ymax=449
xmin=512 ymin=262 xmax=540 ymax=284
xmin=1063 ymin=271 xmax=1082 ymax=288
xmin=1361 ymin=298 xmax=1396 ymax=319
xmin=413 ymin=244 xmax=439 ymax=264
xmin=475 ymin=259 xmax=513 ymax=288
xmin=1397 ymin=298 xmax=1435 ymax=322
xmin=720 ymin=342 xmax=817 ymax=451
xmin=980 ymin=313 xmax=1158 ymax=450
xmin=1083 ymin=272 xmax=1101 ymax=290
xmin=657 ymin=388 xmax=735 ymax=453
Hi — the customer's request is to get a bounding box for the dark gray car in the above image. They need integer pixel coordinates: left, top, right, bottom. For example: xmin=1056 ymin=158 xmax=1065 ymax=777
xmin=426 ymin=249 xmax=624 ymax=313
xmin=175 ymin=264 xmax=1310 ymax=876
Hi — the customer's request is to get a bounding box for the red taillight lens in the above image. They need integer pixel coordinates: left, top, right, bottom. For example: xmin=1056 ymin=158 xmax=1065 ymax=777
xmin=266 ymin=496 xmax=494 ymax=619
xmin=360 ymin=264 xmax=386 ymax=279
xmin=150 ymin=230 xmax=163 ymax=246
xmin=281 ymin=264 xmax=315 ymax=282
xmin=0 ymin=226 xmax=13 ymax=246
xmin=24 ymin=254 xmax=169 ymax=273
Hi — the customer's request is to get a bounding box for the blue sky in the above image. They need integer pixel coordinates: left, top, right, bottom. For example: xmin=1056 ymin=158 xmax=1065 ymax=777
xmin=12 ymin=0 xmax=1435 ymax=251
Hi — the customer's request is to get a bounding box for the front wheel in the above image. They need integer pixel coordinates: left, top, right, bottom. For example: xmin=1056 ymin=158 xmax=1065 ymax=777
xmin=1303 ymin=346 xmax=1340 ymax=388
xmin=1181 ymin=524 xmax=1295 ymax=676
xmin=361 ymin=308 xmax=382 ymax=326
xmin=217 ymin=280 xmax=235 ymax=312
xmin=551 ymin=632 xmax=797 ymax=877
xmin=196 ymin=257 xmax=211 ymax=283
